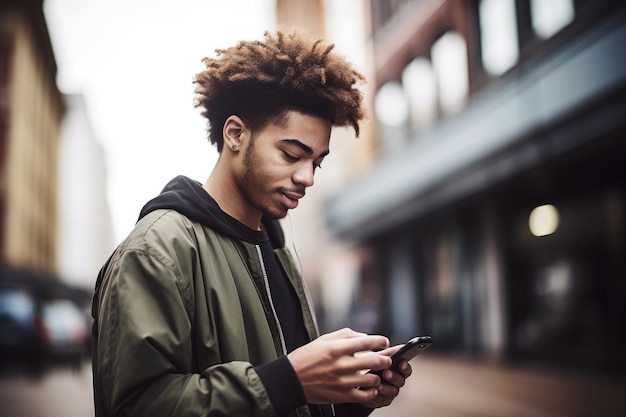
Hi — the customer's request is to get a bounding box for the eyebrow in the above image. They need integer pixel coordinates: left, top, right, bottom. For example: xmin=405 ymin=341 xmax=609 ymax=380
xmin=281 ymin=139 xmax=330 ymax=158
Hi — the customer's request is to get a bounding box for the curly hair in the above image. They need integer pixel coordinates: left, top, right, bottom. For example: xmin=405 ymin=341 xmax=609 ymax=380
xmin=193 ymin=27 xmax=366 ymax=152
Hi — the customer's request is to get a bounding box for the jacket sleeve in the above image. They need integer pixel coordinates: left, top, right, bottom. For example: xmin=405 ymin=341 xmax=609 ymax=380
xmin=93 ymin=246 xmax=277 ymax=417
xmin=335 ymin=403 xmax=374 ymax=417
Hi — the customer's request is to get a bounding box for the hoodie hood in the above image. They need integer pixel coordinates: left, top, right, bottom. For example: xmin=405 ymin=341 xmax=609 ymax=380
xmin=138 ymin=175 xmax=285 ymax=249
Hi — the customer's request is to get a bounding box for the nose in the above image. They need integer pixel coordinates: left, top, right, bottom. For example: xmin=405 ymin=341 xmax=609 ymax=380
xmin=293 ymin=163 xmax=315 ymax=188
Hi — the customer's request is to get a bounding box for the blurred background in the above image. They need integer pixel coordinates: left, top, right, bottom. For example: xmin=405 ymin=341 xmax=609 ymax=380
xmin=1 ymin=0 xmax=625 ymax=416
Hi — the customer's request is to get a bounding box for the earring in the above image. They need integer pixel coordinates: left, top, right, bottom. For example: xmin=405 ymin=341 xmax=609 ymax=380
xmin=232 ymin=144 xmax=237 ymax=150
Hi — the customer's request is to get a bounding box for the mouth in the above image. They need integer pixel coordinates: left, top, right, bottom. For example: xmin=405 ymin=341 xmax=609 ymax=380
xmin=280 ymin=191 xmax=304 ymax=209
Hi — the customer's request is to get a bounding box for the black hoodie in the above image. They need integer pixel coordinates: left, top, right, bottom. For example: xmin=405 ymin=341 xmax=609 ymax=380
xmin=138 ymin=175 xmax=286 ymax=249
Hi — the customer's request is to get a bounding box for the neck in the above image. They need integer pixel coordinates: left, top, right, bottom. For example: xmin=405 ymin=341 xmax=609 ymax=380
xmin=203 ymin=168 xmax=262 ymax=230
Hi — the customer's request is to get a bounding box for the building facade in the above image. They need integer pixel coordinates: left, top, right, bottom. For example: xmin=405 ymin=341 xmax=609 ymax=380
xmin=325 ymin=0 xmax=626 ymax=377
xmin=57 ymin=94 xmax=114 ymax=289
xmin=0 ymin=0 xmax=65 ymax=276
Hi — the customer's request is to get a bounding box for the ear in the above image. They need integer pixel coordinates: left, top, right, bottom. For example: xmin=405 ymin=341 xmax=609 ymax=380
xmin=223 ymin=115 xmax=247 ymax=152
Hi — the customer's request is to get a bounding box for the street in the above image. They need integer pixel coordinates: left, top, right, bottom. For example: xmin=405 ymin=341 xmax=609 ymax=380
xmin=372 ymin=356 xmax=626 ymax=417
xmin=1 ymin=357 xmax=625 ymax=417
xmin=0 ymin=362 xmax=94 ymax=417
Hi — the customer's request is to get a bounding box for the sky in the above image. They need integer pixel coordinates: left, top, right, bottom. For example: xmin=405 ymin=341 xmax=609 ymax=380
xmin=43 ymin=0 xmax=276 ymax=243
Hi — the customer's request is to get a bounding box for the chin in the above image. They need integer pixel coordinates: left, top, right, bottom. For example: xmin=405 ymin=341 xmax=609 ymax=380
xmin=263 ymin=208 xmax=289 ymax=220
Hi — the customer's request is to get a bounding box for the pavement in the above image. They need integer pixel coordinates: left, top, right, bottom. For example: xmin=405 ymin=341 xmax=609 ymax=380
xmin=0 ymin=362 xmax=94 ymax=417
xmin=1 ymin=356 xmax=625 ymax=417
xmin=371 ymin=355 xmax=626 ymax=417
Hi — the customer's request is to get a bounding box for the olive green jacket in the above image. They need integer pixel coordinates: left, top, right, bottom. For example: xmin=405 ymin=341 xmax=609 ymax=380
xmin=92 ymin=208 xmax=329 ymax=417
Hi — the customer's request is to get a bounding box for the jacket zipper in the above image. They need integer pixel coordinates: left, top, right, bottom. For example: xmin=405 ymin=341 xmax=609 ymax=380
xmin=256 ymin=245 xmax=335 ymax=417
xmin=255 ymin=245 xmax=287 ymax=355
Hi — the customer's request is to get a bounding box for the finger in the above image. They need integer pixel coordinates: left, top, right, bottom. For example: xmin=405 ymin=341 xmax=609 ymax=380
xmin=355 ymin=372 xmax=382 ymax=389
xmin=396 ymin=360 xmax=413 ymax=378
xmin=336 ymin=335 xmax=390 ymax=354
xmin=380 ymin=369 xmax=406 ymax=388
xmin=374 ymin=344 xmax=404 ymax=356
xmin=360 ymin=383 xmax=398 ymax=409
xmin=342 ymin=352 xmax=392 ymax=374
xmin=373 ymin=383 xmax=400 ymax=406
xmin=320 ymin=328 xmax=367 ymax=341
xmin=348 ymin=387 xmax=379 ymax=403
xmin=376 ymin=384 xmax=400 ymax=399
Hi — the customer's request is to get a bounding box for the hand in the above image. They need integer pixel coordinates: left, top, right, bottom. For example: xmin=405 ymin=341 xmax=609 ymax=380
xmin=360 ymin=345 xmax=413 ymax=409
xmin=287 ymin=328 xmax=392 ymax=404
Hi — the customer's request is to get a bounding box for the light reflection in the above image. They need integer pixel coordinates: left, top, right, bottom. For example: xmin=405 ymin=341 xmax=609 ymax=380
xmin=529 ymin=204 xmax=560 ymax=236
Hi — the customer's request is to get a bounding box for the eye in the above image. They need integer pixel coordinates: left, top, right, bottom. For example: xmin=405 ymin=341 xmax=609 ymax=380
xmin=282 ymin=151 xmax=298 ymax=162
xmin=313 ymin=161 xmax=323 ymax=170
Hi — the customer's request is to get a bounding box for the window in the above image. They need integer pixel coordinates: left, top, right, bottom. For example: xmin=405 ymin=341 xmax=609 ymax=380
xmin=375 ymin=81 xmax=410 ymax=152
xmin=375 ymin=81 xmax=409 ymax=128
xmin=431 ymin=31 xmax=469 ymax=115
xmin=402 ymin=57 xmax=437 ymax=130
xmin=530 ymin=0 xmax=575 ymax=39
xmin=479 ymin=0 xmax=519 ymax=76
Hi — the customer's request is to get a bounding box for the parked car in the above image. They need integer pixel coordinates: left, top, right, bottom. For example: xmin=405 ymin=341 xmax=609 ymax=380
xmin=39 ymin=298 xmax=89 ymax=366
xmin=1 ymin=268 xmax=92 ymax=371
xmin=0 ymin=283 xmax=44 ymax=367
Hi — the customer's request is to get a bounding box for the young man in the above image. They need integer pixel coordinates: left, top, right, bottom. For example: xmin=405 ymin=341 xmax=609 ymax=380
xmin=92 ymin=28 xmax=412 ymax=417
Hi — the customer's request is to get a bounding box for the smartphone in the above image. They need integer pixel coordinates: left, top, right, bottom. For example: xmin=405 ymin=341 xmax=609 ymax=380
xmin=369 ymin=335 xmax=432 ymax=376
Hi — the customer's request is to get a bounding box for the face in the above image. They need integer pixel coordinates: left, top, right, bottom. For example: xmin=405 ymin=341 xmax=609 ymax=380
xmin=237 ymin=111 xmax=331 ymax=222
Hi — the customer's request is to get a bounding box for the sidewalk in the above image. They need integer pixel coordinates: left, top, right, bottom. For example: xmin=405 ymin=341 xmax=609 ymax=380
xmin=2 ymin=357 xmax=624 ymax=417
xmin=371 ymin=356 xmax=626 ymax=417
xmin=0 ymin=362 xmax=94 ymax=417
